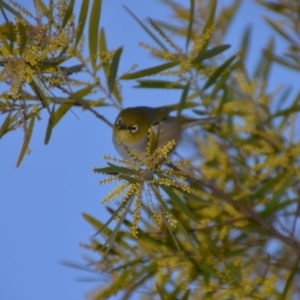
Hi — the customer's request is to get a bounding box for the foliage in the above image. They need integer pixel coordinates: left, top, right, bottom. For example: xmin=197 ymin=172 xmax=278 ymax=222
xmin=1 ymin=0 xmax=300 ymax=299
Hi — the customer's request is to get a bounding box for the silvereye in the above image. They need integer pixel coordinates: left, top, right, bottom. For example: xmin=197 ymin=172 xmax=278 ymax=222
xmin=113 ymin=106 xmax=220 ymax=160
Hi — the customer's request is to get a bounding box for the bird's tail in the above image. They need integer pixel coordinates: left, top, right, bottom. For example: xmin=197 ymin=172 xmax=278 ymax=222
xmin=182 ymin=116 xmax=222 ymax=129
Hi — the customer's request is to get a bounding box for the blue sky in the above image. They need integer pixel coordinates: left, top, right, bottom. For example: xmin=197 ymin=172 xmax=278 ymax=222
xmin=0 ymin=1 xmax=297 ymax=299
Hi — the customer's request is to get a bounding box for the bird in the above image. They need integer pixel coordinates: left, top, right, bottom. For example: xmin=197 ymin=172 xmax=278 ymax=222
xmin=113 ymin=105 xmax=221 ymax=160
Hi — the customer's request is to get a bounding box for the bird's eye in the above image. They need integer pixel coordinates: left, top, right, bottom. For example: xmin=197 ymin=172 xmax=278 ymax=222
xmin=116 ymin=118 xmax=122 ymax=126
xmin=130 ymin=125 xmax=138 ymax=133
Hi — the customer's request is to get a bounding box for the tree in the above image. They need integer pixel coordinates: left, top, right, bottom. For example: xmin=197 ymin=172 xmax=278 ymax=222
xmin=1 ymin=0 xmax=300 ymax=299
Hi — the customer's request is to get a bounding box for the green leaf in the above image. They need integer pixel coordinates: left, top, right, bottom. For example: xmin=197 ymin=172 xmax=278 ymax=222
xmin=209 ymin=63 xmax=236 ymax=98
xmin=182 ymin=289 xmax=191 ymax=300
xmin=29 ymin=80 xmax=50 ymax=114
xmin=127 ymin=263 xmax=156 ymax=287
xmin=0 ymin=111 xmax=15 ymax=138
xmin=61 ymin=0 xmax=74 ymax=28
xmin=44 ymin=104 xmax=55 ymax=145
xmin=203 ymin=55 xmax=236 ymax=90
xmin=262 ymin=38 xmax=274 ymax=81
xmin=75 ymin=0 xmax=89 ymax=46
xmin=99 ymin=28 xmax=109 ymax=78
xmin=89 ymin=0 xmax=101 ymax=71
xmin=0 ymin=0 xmax=23 ymax=19
xmin=112 ymin=257 xmax=149 ymax=272
xmin=272 ymin=99 xmax=300 ymax=120
xmin=239 ymin=26 xmax=251 ymax=62
xmin=94 ymin=164 xmax=139 ymax=176
xmin=135 ymin=80 xmax=184 ymax=89
xmin=186 ymin=0 xmax=195 ymax=50
xmin=0 ymin=29 xmax=12 ymax=54
xmin=177 ymin=81 xmax=190 ymax=117
xmin=156 ymin=283 xmax=166 ymax=300
xmin=82 ymin=213 xmax=106 ymax=233
xmin=198 ymin=261 xmax=217 ymax=275
xmin=163 ymin=213 xmax=182 ymax=252
xmin=108 ymin=47 xmax=123 ymax=93
xmin=265 ymin=17 xmax=296 ymax=44
xmin=48 ymin=102 xmax=74 ymax=128
xmin=7 ymin=22 xmax=15 ymax=52
xmin=260 ymin=172 xmax=294 ymax=218
xmin=166 ymin=101 xmax=199 ymax=112
xmin=17 ymin=21 xmax=26 ymax=55
xmin=281 ymin=258 xmax=300 ymax=300
xmin=121 ymin=61 xmax=179 ymax=80
xmin=161 ymin=185 xmax=199 ymax=224
xmin=191 ymin=44 xmax=231 ymax=64
xmin=16 ymin=114 xmax=35 ymax=167
xmin=199 ymin=0 xmax=217 ymax=52
xmin=102 ymin=197 xmax=134 ymax=255
xmin=90 ymin=205 xmax=123 ymax=237
xmin=268 ymin=53 xmax=300 ymax=71
xmin=34 ymin=0 xmax=50 ymax=19
xmin=250 ymin=172 xmax=288 ymax=201
xmin=123 ymin=5 xmax=167 ymax=50
xmin=59 ymin=64 xmax=84 ymax=74
xmin=44 ymin=85 xmax=95 ymax=145
xmin=153 ymin=186 xmax=197 ymax=251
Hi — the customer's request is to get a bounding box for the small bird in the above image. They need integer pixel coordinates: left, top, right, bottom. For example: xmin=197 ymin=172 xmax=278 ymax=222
xmin=113 ymin=105 xmax=221 ymax=160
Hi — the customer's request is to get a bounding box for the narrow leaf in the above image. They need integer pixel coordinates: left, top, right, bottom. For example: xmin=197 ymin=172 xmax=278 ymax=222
xmin=121 ymin=61 xmax=179 ymax=80
xmin=75 ymin=0 xmax=89 ymax=46
xmin=261 ymin=172 xmax=294 ymax=218
xmin=156 ymin=283 xmax=166 ymax=300
xmin=182 ymin=289 xmax=191 ymax=300
xmin=209 ymin=59 xmax=239 ymax=98
xmin=91 ymin=203 xmax=127 ymax=237
xmin=16 ymin=114 xmax=35 ymax=167
xmin=135 ymin=80 xmax=184 ymax=89
xmin=123 ymin=5 xmax=167 ymax=50
xmin=61 ymin=0 xmax=74 ymax=28
xmin=108 ymin=47 xmax=123 ymax=93
xmin=177 ymin=81 xmax=190 ymax=117
xmin=59 ymin=64 xmax=84 ymax=74
xmin=192 ymin=44 xmax=231 ymax=64
xmin=44 ymin=105 xmax=55 ymax=145
xmin=203 ymin=55 xmax=236 ymax=90
xmin=250 ymin=172 xmax=288 ymax=201
xmin=281 ymin=258 xmax=300 ymax=300
xmin=186 ymin=0 xmax=194 ymax=50
xmin=262 ymin=38 xmax=274 ymax=81
xmin=34 ymin=0 xmax=49 ymax=18
xmin=102 ymin=196 xmax=134 ymax=255
xmin=268 ymin=53 xmax=300 ymax=71
xmin=17 ymin=21 xmax=26 ymax=55
xmin=265 ymin=17 xmax=296 ymax=44
xmin=44 ymin=85 xmax=95 ymax=144
xmin=49 ymin=102 xmax=74 ymax=128
xmin=94 ymin=164 xmax=139 ymax=176
xmin=162 ymin=185 xmax=199 ymax=223
xmin=0 ymin=111 xmax=15 ymax=138
xmin=163 ymin=213 xmax=182 ymax=252
xmin=239 ymin=26 xmax=251 ymax=62
xmin=153 ymin=186 xmax=197 ymax=251
xmin=82 ymin=213 xmax=106 ymax=232
xmin=29 ymin=80 xmax=50 ymax=114
xmin=199 ymin=0 xmax=217 ymax=52
xmin=89 ymin=0 xmax=102 ymax=71
xmin=99 ymin=28 xmax=109 ymax=78
xmin=0 ymin=0 xmax=23 ymax=19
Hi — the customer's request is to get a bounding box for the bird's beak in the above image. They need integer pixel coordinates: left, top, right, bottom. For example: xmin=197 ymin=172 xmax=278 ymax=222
xmin=118 ymin=123 xmax=127 ymax=130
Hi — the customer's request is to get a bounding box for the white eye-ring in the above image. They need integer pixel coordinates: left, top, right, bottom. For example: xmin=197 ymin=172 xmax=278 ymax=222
xmin=130 ymin=125 xmax=138 ymax=133
xmin=116 ymin=118 xmax=122 ymax=126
